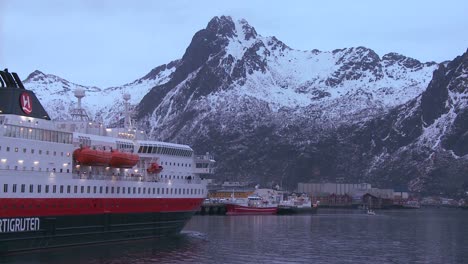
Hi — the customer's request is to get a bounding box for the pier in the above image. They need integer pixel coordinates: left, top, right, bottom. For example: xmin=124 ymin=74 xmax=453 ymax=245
xmin=198 ymin=203 xmax=227 ymax=215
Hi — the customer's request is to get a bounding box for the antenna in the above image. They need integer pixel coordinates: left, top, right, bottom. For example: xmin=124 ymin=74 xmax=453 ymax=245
xmin=123 ymin=93 xmax=131 ymax=129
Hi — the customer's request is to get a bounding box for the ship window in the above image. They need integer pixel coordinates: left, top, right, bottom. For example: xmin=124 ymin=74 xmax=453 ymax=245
xmin=138 ymin=187 xmax=141 ymax=194
xmin=74 ymin=186 xmax=77 ymax=193
xmin=53 ymin=151 xmax=56 ymax=156
xmin=100 ymin=186 xmax=103 ymax=193
xmin=133 ymin=187 xmax=136 ymax=194
xmin=31 ymin=149 xmax=34 ymax=154
xmin=111 ymin=187 xmax=114 ymax=194
xmin=29 ymin=184 xmax=33 ymax=193
xmin=93 ymin=186 xmax=97 ymax=193
xmin=53 ymin=185 xmax=57 ymax=193
xmin=157 ymin=188 xmax=160 ymax=194
xmin=117 ymin=187 xmax=120 ymax=194
xmin=106 ymin=187 xmax=109 ymax=194
xmin=60 ymin=185 xmax=64 ymax=193
xmin=12 ymin=184 xmax=17 ymax=192
xmin=39 ymin=150 xmax=42 ymax=155
xmin=67 ymin=185 xmax=71 ymax=193
xmin=87 ymin=186 xmax=90 ymax=193
xmin=23 ymin=148 xmax=26 ymax=153
xmin=21 ymin=184 xmax=25 ymax=193
xmin=81 ymin=186 xmax=84 ymax=193
xmin=37 ymin=185 xmax=41 ymax=193
xmin=153 ymin=188 xmax=155 ymax=194
xmin=6 ymin=147 xmax=9 ymax=152
xmin=3 ymin=184 xmax=7 ymax=193
xmin=45 ymin=185 xmax=49 ymax=193
xmin=122 ymin=187 xmax=125 ymax=194
xmin=142 ymin=188 xmax=146 ymax=194
xmin=15 ymin=147 xmax=18 ymax=152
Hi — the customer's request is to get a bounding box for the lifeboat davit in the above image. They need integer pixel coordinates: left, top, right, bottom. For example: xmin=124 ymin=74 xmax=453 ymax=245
xmin=146 ymin=162 xmax=163 ymax=174
xmin=73 ymin=148 xmax=112 ymax=166
xmin=108 ymin=150 xmax=139 ymax=168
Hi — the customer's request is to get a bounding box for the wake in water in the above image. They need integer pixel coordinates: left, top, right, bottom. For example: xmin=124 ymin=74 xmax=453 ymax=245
xmin=180 ymin=231 xmax=209 ymax=241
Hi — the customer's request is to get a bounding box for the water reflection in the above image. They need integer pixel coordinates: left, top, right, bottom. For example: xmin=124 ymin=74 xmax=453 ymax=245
xmin=2 ymin=209 xmax=467 ymax=264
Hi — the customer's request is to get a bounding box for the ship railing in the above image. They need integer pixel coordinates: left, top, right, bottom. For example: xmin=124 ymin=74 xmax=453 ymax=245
xmin=71 ymin=173 xmax=202 ymax=184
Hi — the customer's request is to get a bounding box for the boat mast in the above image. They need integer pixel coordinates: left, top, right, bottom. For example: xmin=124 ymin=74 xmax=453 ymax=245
xmin=123 ymin=93 xmax=132 ymax=130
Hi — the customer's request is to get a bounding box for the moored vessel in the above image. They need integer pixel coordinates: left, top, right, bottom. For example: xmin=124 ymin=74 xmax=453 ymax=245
xmin=0 ymin=69 xmax=215 ymax=253
xmin=225 ymin=188 xmax=281 ymax=215
xmin=277 ymin=193 xmax=319 ymax=215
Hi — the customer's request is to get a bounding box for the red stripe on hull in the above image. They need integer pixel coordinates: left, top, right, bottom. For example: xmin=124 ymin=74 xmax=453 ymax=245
xmin=225 ymin=204 xmax=277 ymax=215
xmin=0 ymin=198 xmax=203 ymax=218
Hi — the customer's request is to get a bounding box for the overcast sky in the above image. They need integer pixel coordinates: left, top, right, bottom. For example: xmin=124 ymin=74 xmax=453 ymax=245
xmin=1 ymin=0 xmax=467 ymax=87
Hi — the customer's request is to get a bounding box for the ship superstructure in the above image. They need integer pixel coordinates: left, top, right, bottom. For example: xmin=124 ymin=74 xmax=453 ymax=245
xmin=0 ymin=69 xmax=215 ymax=253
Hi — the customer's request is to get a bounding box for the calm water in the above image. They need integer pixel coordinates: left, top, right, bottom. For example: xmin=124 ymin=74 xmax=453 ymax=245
xmin=2 ymin=209 xmax=467 ymax=264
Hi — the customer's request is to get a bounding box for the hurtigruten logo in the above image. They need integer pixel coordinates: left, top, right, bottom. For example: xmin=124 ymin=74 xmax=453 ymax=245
xmin=20 ymin=92 xmax=32 ymax=115
xmin=0 ymin=217 xmax=40 ymax=233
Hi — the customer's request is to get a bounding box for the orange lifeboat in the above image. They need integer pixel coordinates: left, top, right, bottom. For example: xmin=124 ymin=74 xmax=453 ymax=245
xmin=73 ymin=147 xmax=112 ymax=166
xmin=108 ymin=150 xmax=139 ymax=168
xmin=146 ymin=162 xmax=163 ymax=174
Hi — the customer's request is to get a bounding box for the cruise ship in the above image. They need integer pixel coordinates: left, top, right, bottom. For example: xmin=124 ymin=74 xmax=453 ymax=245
xmin=0 ymin=69 xmax=215 ymax=253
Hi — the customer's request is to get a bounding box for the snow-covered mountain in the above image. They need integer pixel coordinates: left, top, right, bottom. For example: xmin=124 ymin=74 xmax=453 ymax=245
xmin=23 ymin=16 xmax=468 ymax=195
xmin=24 ymin=60 xmax=179 ymax=123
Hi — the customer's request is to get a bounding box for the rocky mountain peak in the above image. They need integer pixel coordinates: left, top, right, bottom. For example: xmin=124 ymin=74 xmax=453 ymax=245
xmin=445 ymin=49 xmax=468 ymax=93
xmin=24 ymin=70 xmax=47 ymax=82
xmin=206 ymin=16 xmax=237 ymax=39
xmin=238 ymin=18 xmax=257 ymax=40
xmin=382 ymin=52 xmax=422 ymax=69
xmin=420 ymin=50 xmax=468 ymax=126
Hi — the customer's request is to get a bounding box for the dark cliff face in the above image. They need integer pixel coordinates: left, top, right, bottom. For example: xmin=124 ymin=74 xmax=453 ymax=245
xmin=420 ymin=65 xmax=450 ymax=125
xmin=441 ymin=50 xmax=468 ymax=156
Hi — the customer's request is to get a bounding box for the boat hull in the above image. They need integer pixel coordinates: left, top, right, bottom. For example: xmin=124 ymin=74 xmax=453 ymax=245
xmin=277 ymin=206 xmax=318 ymax=215
xmin=0 ymin=211 xmax=194 ymax=254
xmin=0 ymin=197 xmax=203 ymax=254
xmin=225 ymin=204 xmax=277 ymax=215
